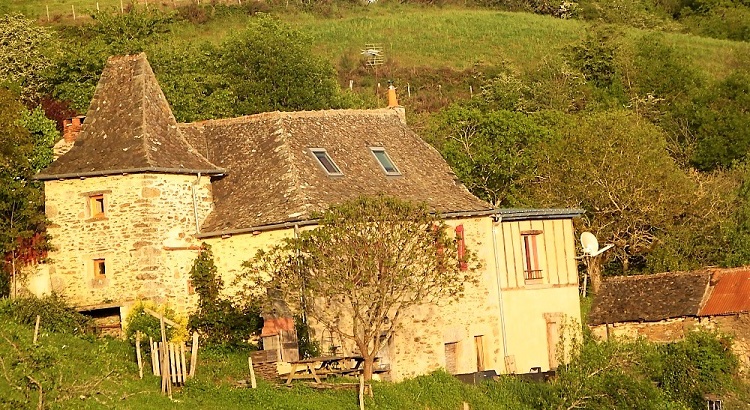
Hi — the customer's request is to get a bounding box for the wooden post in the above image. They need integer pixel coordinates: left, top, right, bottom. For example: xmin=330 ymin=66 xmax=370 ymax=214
xmin=71 ymin=4 xmax=75 ymax=20
xmin=136 ymin=332 xmax=143 ymax=379
xmin=359 ymin=374 xmax=365 ymax=410
xmin=180 ymin=344 xmax=187 ymax=384
xmin=407 ymin=83 xmax=411 ymax=98
xmin=46 ymin=5 xmax=50 ymax=21
xmin=33 ymin=315 xmax=40 ymax=345
xmin=120 ymin=0 xmax=124 ymax=13
xmin=150 ymin=337 xmax=159 ymax=376
xmin=248 ymin=357 xmax=257 ymax=389
xmin=462 ymin=402 xmax=470 ymax=410
xmin=189 ymin=331 xmax=198 ymax=378
xmin=169 ymin=343 xmax=177 ymax=384
xmin=96 ymin=2 xmax=100 ymax=11
xmin=160 ymin=316 xmax=170 ymax=396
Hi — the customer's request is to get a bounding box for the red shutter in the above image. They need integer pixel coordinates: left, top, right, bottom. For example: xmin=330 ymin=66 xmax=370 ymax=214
xmin=456 ymin=224 xmax=468 ymax=271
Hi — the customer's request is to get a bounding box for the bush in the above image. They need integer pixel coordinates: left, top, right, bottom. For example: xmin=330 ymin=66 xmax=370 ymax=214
xmin=188 ymin=244 xmax=262 ymax=349
xmin=0 ymin=294 xmax=91 ymax=335
xmin=125 ymin=301 xmax=187 ymax=343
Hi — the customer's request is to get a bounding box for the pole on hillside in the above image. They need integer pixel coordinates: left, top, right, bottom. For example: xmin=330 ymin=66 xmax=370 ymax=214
xmin=120 ymin=0 xmax=124 ymax=13
xmin=46 ymin=5 xmax=50 ymax=21
xmin=248 ymin=357 xmax=257 ymax=388
xmin=359 ymin=374 xmax=365 ymax=410
xmin=33 ymin=315 xmax=40 ymax=345
xmin=72 ymin=4 xmax=75 ymax=20
xmin=96 ymin=2 xmax=100 ymax=12
xmin=136 ymin=332 xmax=144 ymax=379
xmin=189 ymin=331 xmax=199 ymax=378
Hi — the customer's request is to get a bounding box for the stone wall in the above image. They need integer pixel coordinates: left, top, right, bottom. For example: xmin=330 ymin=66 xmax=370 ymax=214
xmin=43 ymin=173 xmax=213 ymax=316
xmin=589 ymin=318 xmax=696 ymax=343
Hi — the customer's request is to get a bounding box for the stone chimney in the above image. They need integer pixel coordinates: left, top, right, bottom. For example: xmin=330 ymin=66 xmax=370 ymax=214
xmin=387 ymin=82 xmax=406 ymax=124
xmin=54 ymin=116 xmax=85 ymax=160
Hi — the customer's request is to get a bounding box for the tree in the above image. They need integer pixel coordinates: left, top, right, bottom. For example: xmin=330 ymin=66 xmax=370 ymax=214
xmin=238 ymin=196 xmax=475 ymax=380
xmin=530 ymin=110 xmax=696 ymax=290
xmin=0 ymin=89 xmax=54 ymax=298
xmin=0 ymin=14 xmax=59 ymax=103
xmin=217 ymin=15 xmax=348 ymax=115
xmin=188 ymin=244 xmax=262 ymax=348
xmin=428 ymin=106 xmax=556 ymax=207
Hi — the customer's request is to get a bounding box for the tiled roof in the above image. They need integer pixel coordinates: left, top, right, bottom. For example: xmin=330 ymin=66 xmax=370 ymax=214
xmin=700 ymin=268 xmax=750 ymax=316
xmin=182 ymin=110 xmax=493 ymax=236
xmin=37 ymin=53 xmax=223 ymax=180
xmin=587 ymin=271 xmax=711 ymax=326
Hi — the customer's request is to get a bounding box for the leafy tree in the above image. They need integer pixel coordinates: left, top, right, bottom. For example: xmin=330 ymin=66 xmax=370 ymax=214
xmin=530 ymin=110 xmax=695 ymax=289
xmin=428 ymin=106 xmax=556 ymax=206
xmin=188 ymin=244 xmax=262 ymax=348
xmin=0 ymin=90 xmax=53 ymax=298
xmin=239 ymin=196 xmax=475 ymax=380
xmin=217 ymin=15 xmax=348 ymax=115
xmin=0 ymin=14 xmax=59 ymax=103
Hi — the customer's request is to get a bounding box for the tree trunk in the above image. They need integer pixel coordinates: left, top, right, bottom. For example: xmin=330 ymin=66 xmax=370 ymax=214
xmin=362 ymin=354 xmax=375 ymax=381
xmin=587 ymin=257 xmax=603 ymax=294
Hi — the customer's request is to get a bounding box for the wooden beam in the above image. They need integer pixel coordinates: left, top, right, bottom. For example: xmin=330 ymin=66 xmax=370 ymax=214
xmin=144 ymin=308 xmax=179 ymax=328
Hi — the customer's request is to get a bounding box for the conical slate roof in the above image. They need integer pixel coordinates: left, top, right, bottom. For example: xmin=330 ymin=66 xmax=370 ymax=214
xmin=37 ymin=53 xmax=223 ymax=180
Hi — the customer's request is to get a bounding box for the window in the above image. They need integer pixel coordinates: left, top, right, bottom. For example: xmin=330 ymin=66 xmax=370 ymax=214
xmin=310 ymin=148 xmax=343 ymax=176
xmin=474 ymin=335 xmax=485 ymax=372
xmin=444 ymin=342 xmax=458 ymax=374
xmin=89 ymin=194 xmax=105 ymax=218
xmin=370 ymin=147 xmax=400 ymax=175
xmin=455 ymin=224 xmax=468 ymax=271
xmin=521 ymin=230 xmax=543 ymax=281
xmin=93 ymin=259 xmax=106 ymax=279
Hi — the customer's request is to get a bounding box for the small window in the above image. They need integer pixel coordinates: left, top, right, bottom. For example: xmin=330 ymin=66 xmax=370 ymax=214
xmin=522 ymin=231 xmax=542 ymax=281
xmin=444 ymin=342 xmax=458 ymax=374
xmin=370 ymin=147 xmax=400 ymax=175
xmin=310 ymin=148 xmax=343 ymax=176
xmin=93 ymin=259 xmax=106 ymax=279
xmin=89 ymin=194 xmax=105 ymax=218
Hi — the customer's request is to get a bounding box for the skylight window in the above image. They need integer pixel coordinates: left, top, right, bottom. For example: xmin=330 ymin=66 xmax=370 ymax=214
xmin=310 ymin=148 xmax=343 ymax=176
xmin=370 ymin=147 xmax=400 ymax=175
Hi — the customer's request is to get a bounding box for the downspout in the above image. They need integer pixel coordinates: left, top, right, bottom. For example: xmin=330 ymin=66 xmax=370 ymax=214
xmin=191 ymin=173 xmax=202 ymax=234
xmin=294 ymin=224 xmax=307 ymax=324
xmin=491 ymin=215 xmax=510 ymax=366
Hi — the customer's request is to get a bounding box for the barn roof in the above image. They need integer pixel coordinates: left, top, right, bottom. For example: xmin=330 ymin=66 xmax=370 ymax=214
xmin=37 ymin=53 xmax=223 ymax=180
xmin=700 ymin=268 xmax=750 ymax=316
xmin=587 ymin=271 xmax=711 ymax=326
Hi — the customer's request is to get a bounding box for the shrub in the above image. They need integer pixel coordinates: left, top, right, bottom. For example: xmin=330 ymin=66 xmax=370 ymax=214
xmin=0 ymin=294 xmax=91 ymax=335
xmin=125 ymin=301 xmax=187 ymax=343
xmin=188 ymin=244 xmax=262 ymax=349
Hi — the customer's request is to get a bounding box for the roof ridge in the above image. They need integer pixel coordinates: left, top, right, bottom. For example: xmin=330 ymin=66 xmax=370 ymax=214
xmin=604 ymin=270 xmax=709 ymax=282
xmin=180 ymin=108 xmax=399 ymax=128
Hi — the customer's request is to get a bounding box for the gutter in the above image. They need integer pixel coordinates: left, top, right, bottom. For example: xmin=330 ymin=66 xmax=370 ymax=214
xmin=197 ymin=219 xmax=320 ymax=239
xmin=34 ymin=167 xmax=226 ymax=181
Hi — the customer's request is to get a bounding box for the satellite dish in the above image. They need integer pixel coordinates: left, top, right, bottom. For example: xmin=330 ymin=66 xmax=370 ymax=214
xmin=580 ymin=232 xmax=613 ymax=257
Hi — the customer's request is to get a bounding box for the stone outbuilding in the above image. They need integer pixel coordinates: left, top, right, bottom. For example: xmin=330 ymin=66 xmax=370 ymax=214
xmin=31 ymin=53 xmax=585 ymax=381
xmin=588 ymin=268 xmax=750 ymax=372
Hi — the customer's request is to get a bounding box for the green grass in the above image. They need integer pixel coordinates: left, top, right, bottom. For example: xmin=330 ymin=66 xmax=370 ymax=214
xmin=0 ymin=317 xmax=524 ymax=409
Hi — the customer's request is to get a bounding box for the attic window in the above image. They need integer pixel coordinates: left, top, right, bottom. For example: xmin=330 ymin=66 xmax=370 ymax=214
xmin=310 ymin=148 xmax=343 ymax=176
xmin=93 ymin=259 xmax=106 ymax=279
xmin=370 ymin=147 xmax=400 ymax=175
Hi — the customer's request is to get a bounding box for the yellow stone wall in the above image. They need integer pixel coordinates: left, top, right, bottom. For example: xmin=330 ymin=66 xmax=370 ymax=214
xmin=43 ymin=173 xmax=213 ymax=313
xmin=201 ymin=216 xmax=581 ymax=381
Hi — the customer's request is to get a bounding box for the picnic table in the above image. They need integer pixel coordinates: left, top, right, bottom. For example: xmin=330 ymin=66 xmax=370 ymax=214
xmin=285 ymin=355 xmax=365 ymax=385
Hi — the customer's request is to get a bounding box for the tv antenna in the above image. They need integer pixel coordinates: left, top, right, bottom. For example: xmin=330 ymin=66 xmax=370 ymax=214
xmin=361 ymin=44 xmax=384 ymax=68
xmin=579 ymin=231 xmax=613 ymax=297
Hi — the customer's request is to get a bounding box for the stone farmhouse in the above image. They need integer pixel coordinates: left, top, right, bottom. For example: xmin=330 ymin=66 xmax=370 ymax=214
xmin=31 ymin=53 xmax=584 ymax=381
xmin=588 ymin=267 xmax=750 ymax=371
